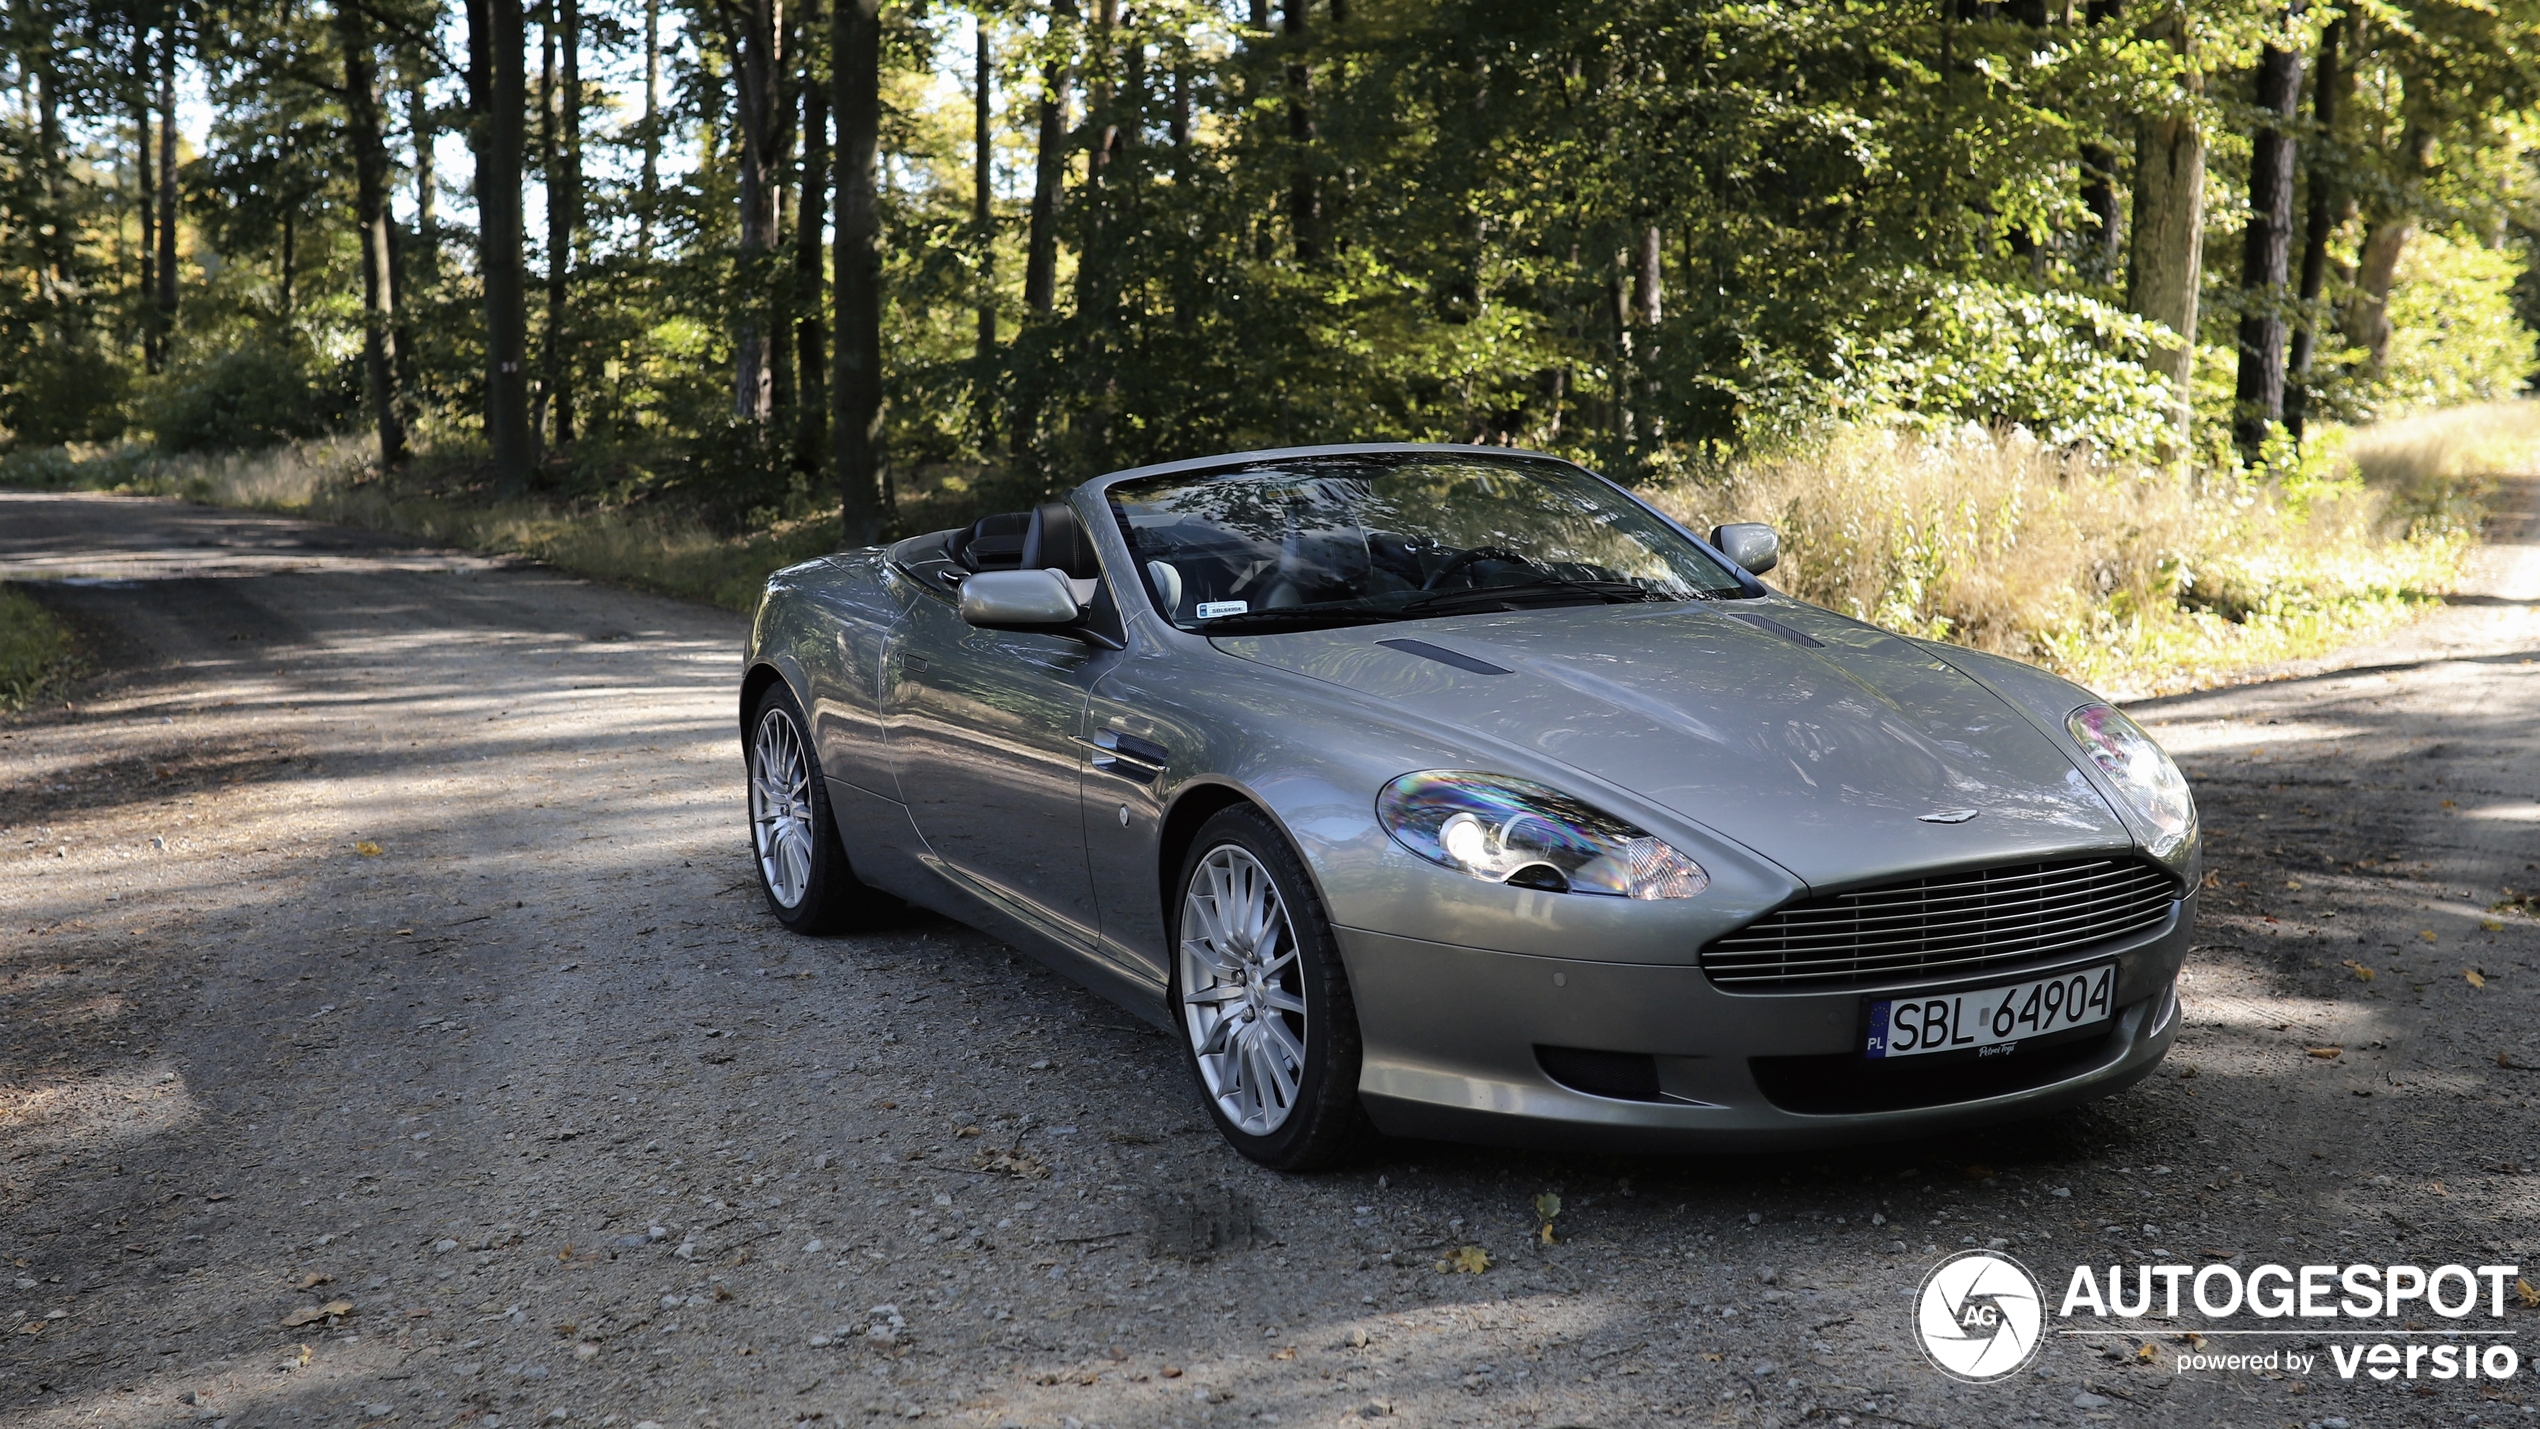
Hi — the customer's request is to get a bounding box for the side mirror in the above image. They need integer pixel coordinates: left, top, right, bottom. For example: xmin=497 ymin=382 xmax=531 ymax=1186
xmin=1709 ymin=522 xmax=1780 ymax=576
xmin=958 ymin=568 xmax=1081 ymax=627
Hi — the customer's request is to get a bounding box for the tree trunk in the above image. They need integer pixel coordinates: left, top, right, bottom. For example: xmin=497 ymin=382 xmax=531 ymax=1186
xmin=1631 ymin=223 xmax=1661 ymax=454
xmin=973 ymin=17 xmax=997 ymax=450
xmin=640 ymin=0 xmax=661 ymax=254
xmin=467 ymin=0 xmax=534 ymax=494
xmin=134 ymin=36 xmax=158 ymax=372
xmin=410 ymin=73 xmax=438 ymax=282
xmin=1610 ymin=260 xmax=1632 ymax=464
xmin=533 ymin=11 xmax=556 ymax=449
xmin=794 ymin=0 xmax=829 ymax=476
xmin=2124 ymin=5 xmax=2202 ymax=455
xmin=2232 ymin=14 xmax=2305 ymax=462
xmin=542 ymin=0 xmax=580 ymax=447
xmin=2344 ymin=120 xmax=2431 ymax=375
xmin=156 ymin=39 xmax=179 ymax=351
xmin=1285 ymin=0 xmax=1317 ymax=261
xmin=1022 ymin=41 xmax=1066 ymax=316
xmin=33 ymin=22 xmax=72 ymax=316
xmin=2075 ymin=1 xmax=2122 ymax=284
xmin=833 ymin=0 xmax=885 ymax=543
xmin=733 ymin=0 xmax=786 ymax=424
xmin=2286 ymin=14 xmax=2347 ymax=439
xmin=337 ymin=0 xmax=408 ymax=466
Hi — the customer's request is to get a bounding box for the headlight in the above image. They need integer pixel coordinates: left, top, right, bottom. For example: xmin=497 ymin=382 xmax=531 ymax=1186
xmin=2066 ymin=704 xmax=2196 ymax=857
xmin=1376 ymin=771 xmax=1709 ymax=899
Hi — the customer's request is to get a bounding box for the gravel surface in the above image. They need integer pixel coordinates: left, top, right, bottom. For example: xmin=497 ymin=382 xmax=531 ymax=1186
xmin=3 ymin=484 xmax=2536 ymax=1429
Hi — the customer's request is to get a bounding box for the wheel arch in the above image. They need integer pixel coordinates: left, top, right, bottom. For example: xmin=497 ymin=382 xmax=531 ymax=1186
xmin=740 ymin=661 xmax=793 ymax=743
xmin=1155 ymin=777 xmax=1356 ymax=953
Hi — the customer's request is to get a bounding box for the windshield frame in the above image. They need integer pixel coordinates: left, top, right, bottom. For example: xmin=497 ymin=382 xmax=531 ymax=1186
xmin=1092 ymin=444 xmax=1764 ymax=635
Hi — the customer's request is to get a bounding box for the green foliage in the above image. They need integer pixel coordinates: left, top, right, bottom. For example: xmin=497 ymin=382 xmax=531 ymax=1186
xmin=2379 ymin=230 xmax=2540 ymax=414
xmin=143 ymin=340 xmax=355 ymax=452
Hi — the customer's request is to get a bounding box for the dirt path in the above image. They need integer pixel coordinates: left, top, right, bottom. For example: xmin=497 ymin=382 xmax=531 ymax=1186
xmin=3 ymin=485 xmax=2536 ymax=1429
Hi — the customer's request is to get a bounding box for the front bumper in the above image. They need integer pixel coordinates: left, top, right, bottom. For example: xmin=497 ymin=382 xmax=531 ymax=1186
xmin=1340 ymin=893 xmax=2193 ymax=1152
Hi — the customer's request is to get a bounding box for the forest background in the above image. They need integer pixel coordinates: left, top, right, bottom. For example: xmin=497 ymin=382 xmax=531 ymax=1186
xmin=3 ymin=0 xmax=2539 ymax=700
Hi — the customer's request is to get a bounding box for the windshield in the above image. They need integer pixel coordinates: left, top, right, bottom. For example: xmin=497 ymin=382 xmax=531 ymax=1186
xmin=1109 ymin=453 xmax=1750 ymax=634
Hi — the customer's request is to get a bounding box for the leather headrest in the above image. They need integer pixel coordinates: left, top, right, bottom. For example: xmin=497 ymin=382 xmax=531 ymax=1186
xmin=1020 ymin=501 xmax=1100 ymax=579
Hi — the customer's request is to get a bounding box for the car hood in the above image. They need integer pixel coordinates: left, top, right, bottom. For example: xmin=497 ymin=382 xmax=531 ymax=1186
xmin=1212 ymin=601 xmax=2130 ymax=889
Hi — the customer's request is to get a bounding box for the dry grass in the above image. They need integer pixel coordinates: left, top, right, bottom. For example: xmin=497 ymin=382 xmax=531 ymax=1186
xmin=7 ymin=403 xmax=2536 ymax=695
xmin=1651 ymin=402 xmax=2540 ymax=698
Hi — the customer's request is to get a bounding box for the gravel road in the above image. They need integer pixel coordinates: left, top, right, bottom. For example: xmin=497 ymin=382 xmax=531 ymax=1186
xmin=4 ymin=484 xmax=2537 ymax=1429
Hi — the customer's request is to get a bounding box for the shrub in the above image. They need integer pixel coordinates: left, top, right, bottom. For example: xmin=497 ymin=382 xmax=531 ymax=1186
xmin=144 ymin=341 xmax=353 ymax=453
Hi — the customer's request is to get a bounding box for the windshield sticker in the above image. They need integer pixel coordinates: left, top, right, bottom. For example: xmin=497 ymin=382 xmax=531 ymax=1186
xmin=1196 ymin=600 xmax=1248 ymax=619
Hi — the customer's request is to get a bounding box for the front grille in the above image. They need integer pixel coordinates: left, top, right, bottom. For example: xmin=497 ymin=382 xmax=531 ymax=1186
xmin=1701 ymin=857 xmax=2180 ymax=990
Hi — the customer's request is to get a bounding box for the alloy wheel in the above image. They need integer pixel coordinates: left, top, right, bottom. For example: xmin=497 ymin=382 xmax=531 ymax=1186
xmin=750 ymin=707 xmax=816 ymax=909
xmin=1178 ymin=844 xmax=1310 ymax=1135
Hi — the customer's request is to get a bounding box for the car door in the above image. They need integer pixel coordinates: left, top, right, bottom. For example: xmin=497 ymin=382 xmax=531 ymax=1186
xmin=880 ymin=583 xmax=1108 ymax=949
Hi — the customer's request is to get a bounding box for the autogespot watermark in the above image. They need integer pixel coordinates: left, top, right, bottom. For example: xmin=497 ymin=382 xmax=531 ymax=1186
xmin=1915 ymin=1254 xmax=2527 ymax=1387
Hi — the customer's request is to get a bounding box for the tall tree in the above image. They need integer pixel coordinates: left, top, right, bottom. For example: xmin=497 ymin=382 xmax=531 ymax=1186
xmin=542 ymin=0 xmax=581 ymax=446
xmin=2124 ymin=2 xmax=2203 ymax=454
xmin=2232 ymin=5 xmax=2307 ymax=460
xmin=972 ymin=13 xmax=994 ymax=449
xmin=467 ymin=0 xmax=534 ymax=492
xmin=336 ymin=0 xmax=408 ymax=464
xmin=731 ymin=0 xmax=787 ymax=423
xmin=2286 ymin=12 xmax=2349 ymax=438
xmin=155 ymin=26 xmax=179 ymax=353
xmin=408 ymin=68 xmax=439 ymax=283
xmin=133 ymin=22 xmax=159 ymax=371
xmin=2074 ymin=0 xmax=2122 ymax=285
xmin=639 ymin=0 xmax=661 ymax=253
xmin=1284 ymin=0 xmax=1316 ymax=260
xmin=833 ymin=0 xmax=883 ymax=542
xmin=1021 ymin=5 xmax=1069 ymax=318
xmin=793 ymin=0 xmax=829 ymax=474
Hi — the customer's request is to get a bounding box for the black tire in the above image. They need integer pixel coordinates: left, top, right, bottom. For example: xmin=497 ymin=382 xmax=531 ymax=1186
xmin=1169 ymin=805 xmax=1375 ymax=1171
xmin=746 ymin=682 xmax=893 ymax=934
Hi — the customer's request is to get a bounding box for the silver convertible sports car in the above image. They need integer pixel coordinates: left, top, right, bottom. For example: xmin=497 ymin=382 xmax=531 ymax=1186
xmin=740 ymin=445 xmax=2198 ymax=1169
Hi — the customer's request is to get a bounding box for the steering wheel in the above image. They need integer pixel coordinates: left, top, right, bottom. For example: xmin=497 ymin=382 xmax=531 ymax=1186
xmin=1421 ymin=546 xmax=1539 ymax=591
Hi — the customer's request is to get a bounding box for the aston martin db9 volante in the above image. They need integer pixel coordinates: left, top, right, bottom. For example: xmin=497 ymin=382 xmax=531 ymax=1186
xmin=740 ymin=445 xmax=2198 ymax=1169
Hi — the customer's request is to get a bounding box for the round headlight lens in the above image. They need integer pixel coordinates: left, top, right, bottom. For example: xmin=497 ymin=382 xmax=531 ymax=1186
xmin=1376 ymin=771 xmax=1708 ymax=899
xmin=2066 ymin=703 xmax=2196 ymax=857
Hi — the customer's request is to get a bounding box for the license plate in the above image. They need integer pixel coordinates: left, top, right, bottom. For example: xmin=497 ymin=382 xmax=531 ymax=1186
xmin=1864 ymin=963 xmax=2116 ymax=1060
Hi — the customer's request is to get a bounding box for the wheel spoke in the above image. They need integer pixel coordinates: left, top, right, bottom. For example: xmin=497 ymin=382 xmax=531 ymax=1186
xmin=1178 ymin=842 xmax=1311 ymax=1138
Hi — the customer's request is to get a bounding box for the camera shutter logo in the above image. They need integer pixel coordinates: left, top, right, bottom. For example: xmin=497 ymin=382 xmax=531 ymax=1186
xmin=1915 ymin=1250 xmax=2045 ymax=1383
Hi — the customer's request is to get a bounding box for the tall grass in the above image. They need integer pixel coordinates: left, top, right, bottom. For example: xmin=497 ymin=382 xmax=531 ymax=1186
xmin=4 ymin=403 xmax=2534 ymax=696
xmin=1651 ymin=401 xmax=2540 ymax=697
xmin=0 ymin=585 xmax=82 ymax=712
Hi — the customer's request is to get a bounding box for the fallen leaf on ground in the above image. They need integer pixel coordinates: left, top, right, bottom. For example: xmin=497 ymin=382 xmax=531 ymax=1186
xmin=1437 ymin=1246 xmax=1490 ymax=1274
xmin=296 ymin=1273 xmax=331 ymax=1290
xmin=2517 ymin=1279 xmax=2538 ymax=1309
xmin=2421 ymin=930 xmax=2438 ymax=943
xmin=280 ymin=1299 xmax=354 ymax=1329
xmin=2134 ymin=1343 xmax=2157 ymax=1363
xmin=354 ymin=841 xmax=382 ymax=857
xmin=2466 ymin=969 xmax=2486 ymax=988
xmin=2305 ymin=1047 xmax=2343 ymax=1059
xmin=2344 ymin=961 xmax=2375 ymax=982
xmin=971 ymin=1148 xmax=1049 ymax=1179
xmin=1271 ymin=1347 xmax=1296 ymax=1361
